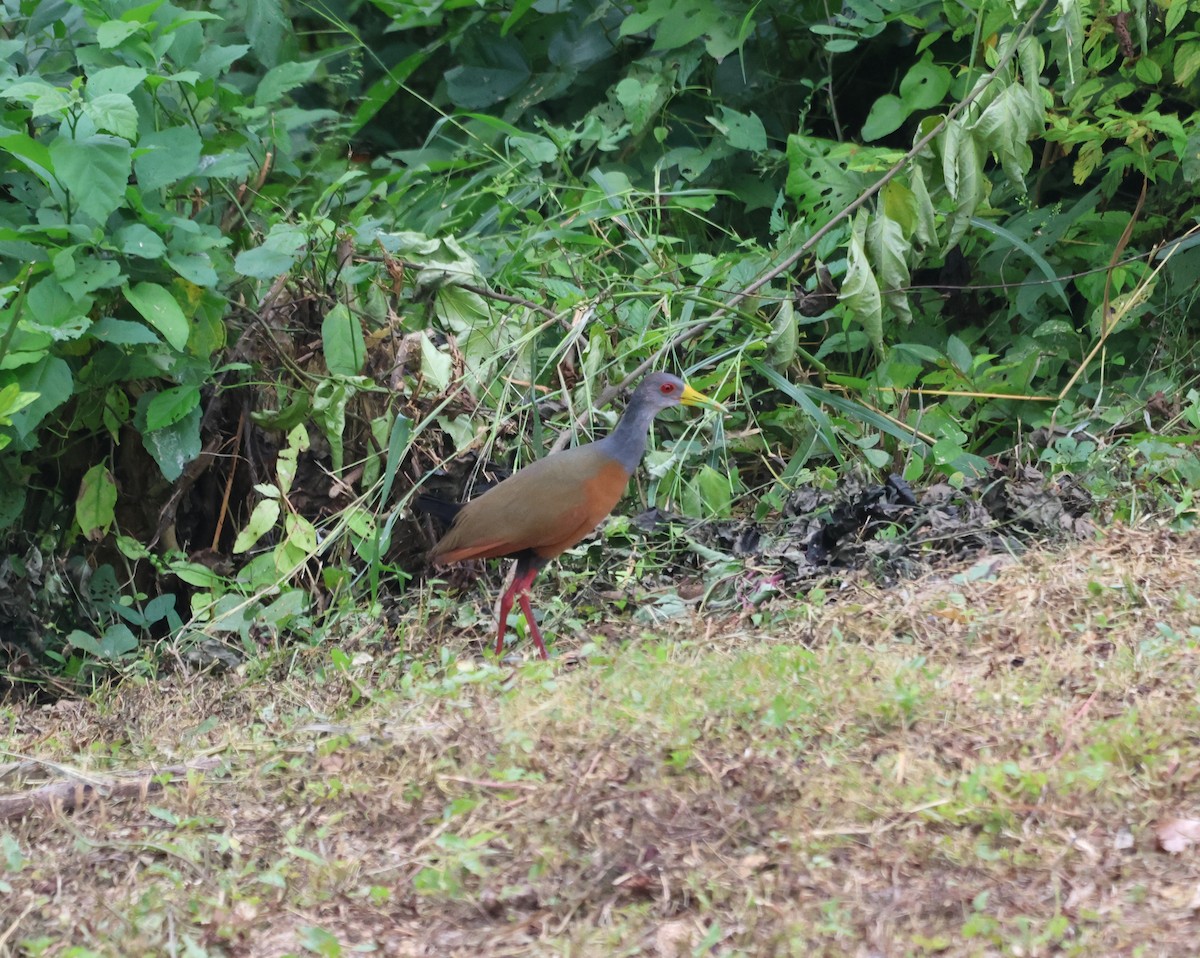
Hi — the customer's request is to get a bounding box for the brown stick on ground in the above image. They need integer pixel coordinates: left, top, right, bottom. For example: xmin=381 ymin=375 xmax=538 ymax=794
xmin=0 ymin=756 xmax=222 ymax=821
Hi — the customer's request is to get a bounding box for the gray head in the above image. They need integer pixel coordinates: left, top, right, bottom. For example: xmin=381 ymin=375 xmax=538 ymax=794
xmin=600 ymin=372 xmax=722 ymax=473
xmin=628 ymin=371 xmax=718 ymax=415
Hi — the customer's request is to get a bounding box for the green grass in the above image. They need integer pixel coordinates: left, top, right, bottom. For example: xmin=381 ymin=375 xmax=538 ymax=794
xmin=3 ymin=527 xmax=1200 ymax=956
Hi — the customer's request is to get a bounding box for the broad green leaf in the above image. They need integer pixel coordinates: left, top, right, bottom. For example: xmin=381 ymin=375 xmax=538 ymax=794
xmin=881 ymin=180 xmax=917 ymax=235
xmin=97 ymin=20 xmax=142 ymax=48
xmin=688 ymin=465 xmax=733 ymax=518
xmin=0 ymin=383 xmax=38 ymax=422
xmin=841 ymin=211 xmax=883 ymax=351
xmin=899 ymin=56 xmax=952 ymax=110
xmin=140 ymin=403 xmax=202 ymax=481
xmin=277 ymin=513 xmax=318 ymax=572
xmin=445 ymin=40 xmax=530 ymax=109
xmin=1 ymin=80 xmax=72 ymax=117
xmin=868 ymin=212 xmax=912 ymax=326
xmin=946 ymin=335 xmax=973 ymax=375
xmin=7 ymin=356 xmax=73 ymax=440
xmin=145 ymin=385 xmax=201 ymax=432
xmin=84 ymin=93 xmax=138 ymax=139
xmin=245 ymin=0 xmax=289 ymax=68
xmin=707 ymin=106 xmax=766 ymax=152
xmin=311 ymin=378 xmax=356 ymax=475
xmin=420 ymin=334 xmax=453 ymax=392
xmin=234 ymin=223 xmax=307 ymax=280
xmin=116 ymin=223 xmax=166 ymax=259
xmin=124 ymin=282 xmax=189 ymax=350
xmin=862 ymin=94 xmax=906 ymax=142
xmin=0 ymin=133 xmax=54 ymax=183
xmin=66 ymin=630 xmax=103 ymax=656
xmin=135 ymin=126 xmax=202 ymax=189
xmin=170 ymin=561 xmax=224 ymax=588
xmin=255 ymin=59 xmax=320 ymax=107
xmin=89 ymin=316 xmax=161 ymax=345
xmin=233 ymin=498 xmax=281 ymax=554
xmin=49 ymin=134 xmax=132 ymax=224
xmin=76 ymin=463 xmax=117 ymax=541
xmin=277 ymin=424 xmax=309 ymax=495
xmin=1174 ymin=41 xmax=1200 ymax=87
xmin=24 ymin=276 xmax=91 ymax=341
xmin=88 ymin=66 xmax=148 ymax=97
xmin=766 ymin=299 xmax=798 ymax=367
xmin=321 ymin=302 xmax=365 ymax=376
xmin=99 ymin=623 xmax=138 ymax=659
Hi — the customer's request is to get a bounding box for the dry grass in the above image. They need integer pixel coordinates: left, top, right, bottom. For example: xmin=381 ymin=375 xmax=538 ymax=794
xmin=3 ymin=526 xmax=1200 ymax=957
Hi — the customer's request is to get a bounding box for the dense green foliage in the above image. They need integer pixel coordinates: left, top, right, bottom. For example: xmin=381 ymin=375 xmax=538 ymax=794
xmin=0 ymin=0 xmax=1198 ymax=678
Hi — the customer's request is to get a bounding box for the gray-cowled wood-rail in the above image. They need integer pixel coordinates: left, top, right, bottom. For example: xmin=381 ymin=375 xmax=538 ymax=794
xmin=416 ymin=372 xmax=723 ymax=659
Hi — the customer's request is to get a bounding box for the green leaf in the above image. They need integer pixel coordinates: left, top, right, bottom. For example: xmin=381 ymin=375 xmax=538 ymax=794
xmin=97 ymin=20 xmax=142 ymax=48
xmin=420 ymin=334 xmax=453 ymax=392
xmin=278 ymin=513 xmax=318 ymax=572
xmin=139 ymin=402 xmax=202 ymax=482
xmin=233 ymin=499 xmax=281 ymax=554
xmin=145 ymin=385 xmax=201 ymax=432
xmin=88 ymin=66 xmax=148 ymax=97
xmin=84 ymin=93 xmax=138 ymax=140
xmin=245 ymin=0 xmax=289 ymax=68
xmin=89 ymin=317 xmax=162 ymax=345
xmin=1174 ymin=41 xmax=1200 ymax=87
xmin=124 ymin=282 xmax=189 ymax=350
xmin=99 ymin=623 xmax=138 ymax=659
xmin=899 ymin=56 xmax=952 ymax=111
xmin=321 ymin=303 xmax=365 ymax=376
xmin=0 ymin=133 xmax=54 ymax=184
xmin=868 ymin=212 xmax=912 ymax=326
xmin=689 ymin=464 xmax=733 ymax=518
xmin=134 ymin=126 xmax=202 ymax=189
xmin=255 ymin=59 xmax=320 ymax=107
xmin=76 ymin=463 xmax=117 ymax=541
xmin=65 ymin=630 xmax=103 ymax=656
xmin=277 ymin=425 xmax=309 ymax=496
xmin=234 ymin=223 xmax=307 ymax=280
xmin=841 ymin=210 xmax=883 ymax=351
xmin=707 ymin=106 xmax=766 ymax=152
xmin=49 ymin=134 xmax=133 ymax=224
xmin=7 ymin=357 xmax=73 ymax=440
xmin=116 ymin=223 xmax=166 ymax=259
xmin=861 ymin=93 xmax=906 ymax=142
xmin=445 ymin=40 xmax=530 ymax=109
xmin=946 ymin=335 xmax=973 ymax=375
xmin=969 ymin=216 xmax=1070 ymax=307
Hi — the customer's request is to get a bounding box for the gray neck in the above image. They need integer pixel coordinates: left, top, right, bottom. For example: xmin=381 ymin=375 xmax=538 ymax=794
xmin=597 ymin=398 xmax=660 ymax=473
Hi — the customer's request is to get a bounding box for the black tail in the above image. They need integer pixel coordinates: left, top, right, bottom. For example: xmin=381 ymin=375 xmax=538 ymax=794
xmin=412 ymin=494 xmax=463 ymax=526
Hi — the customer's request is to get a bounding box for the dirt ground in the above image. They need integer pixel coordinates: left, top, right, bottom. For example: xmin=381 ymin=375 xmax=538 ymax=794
xmin=3 ymin=525 xmax=1200 ymax=956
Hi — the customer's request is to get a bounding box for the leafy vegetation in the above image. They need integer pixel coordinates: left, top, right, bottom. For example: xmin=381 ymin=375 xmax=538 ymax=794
xmin=0 ymin=0 xmax=1197 ymax=681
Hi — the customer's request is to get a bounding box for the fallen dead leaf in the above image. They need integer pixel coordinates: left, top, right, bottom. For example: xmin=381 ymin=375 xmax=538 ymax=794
xmin=655 ymin=919 xmax=695 ymax=957
xmin=1156 ymin=817 xmax=1200 ymax=854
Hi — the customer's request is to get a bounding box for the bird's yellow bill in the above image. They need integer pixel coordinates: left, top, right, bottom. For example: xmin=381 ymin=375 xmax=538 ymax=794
xmin=680 ymin=382 xmax=726 ymax=412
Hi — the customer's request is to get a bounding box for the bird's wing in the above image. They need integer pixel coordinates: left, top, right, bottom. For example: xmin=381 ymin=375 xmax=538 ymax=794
xmin=429 ymin=448 xmax=631 ymax=564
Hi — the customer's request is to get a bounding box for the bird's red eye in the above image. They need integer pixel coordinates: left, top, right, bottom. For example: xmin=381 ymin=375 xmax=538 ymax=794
xmin=660 ymin=383 xmax=676 ymax=394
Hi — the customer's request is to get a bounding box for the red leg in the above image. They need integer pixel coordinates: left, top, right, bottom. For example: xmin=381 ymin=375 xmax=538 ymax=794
xmin=517 ymin=590 xmax=549 ymax=660
xmin=496 ymin=561 xmax=547 ymax=659
xmin=496 ymin=578 xmax=518 ymax=656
